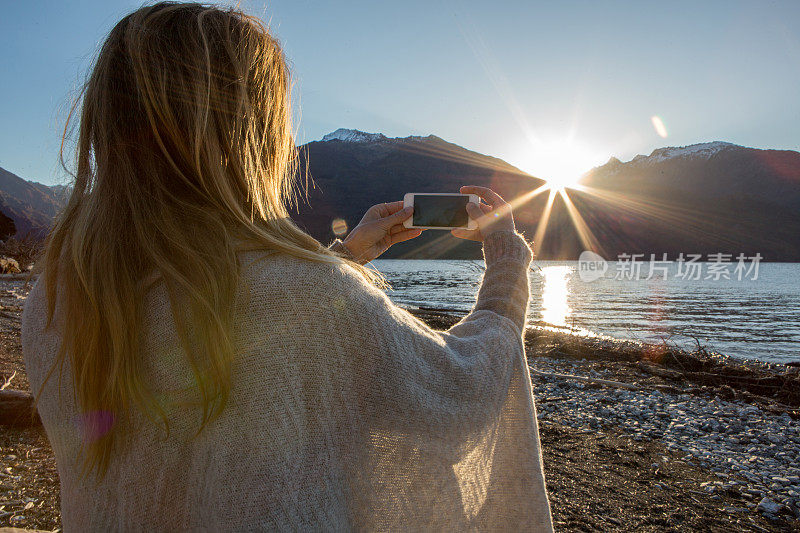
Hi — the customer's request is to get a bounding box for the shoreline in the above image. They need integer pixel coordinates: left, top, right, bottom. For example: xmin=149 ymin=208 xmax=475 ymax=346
xmin=0 ymin=284 xmax=798 ymax=530
xmin=412 ymin=303 xmax=800 ymax=367
xmin=411 ymin=307 xmax=800 ymax=528
xmin=410 ymin=306 xmax=800 ymax=412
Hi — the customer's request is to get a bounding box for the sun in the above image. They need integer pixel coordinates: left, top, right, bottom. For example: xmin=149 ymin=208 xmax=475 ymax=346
xmin=515 ymin=138 xmax=608 ymax=191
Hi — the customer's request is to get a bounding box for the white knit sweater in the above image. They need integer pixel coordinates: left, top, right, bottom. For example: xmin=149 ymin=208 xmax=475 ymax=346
xmin=22 ymin=230 xmax=553 ymax=531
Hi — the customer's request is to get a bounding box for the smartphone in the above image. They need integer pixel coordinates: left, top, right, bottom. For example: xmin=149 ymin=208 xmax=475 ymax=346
xmin=403 ymin=193 xmax=480 ymax=230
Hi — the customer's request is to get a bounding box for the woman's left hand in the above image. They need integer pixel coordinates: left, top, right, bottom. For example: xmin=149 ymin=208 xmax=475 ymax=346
xmin=341 ymin=201 xmax=423 ymax=263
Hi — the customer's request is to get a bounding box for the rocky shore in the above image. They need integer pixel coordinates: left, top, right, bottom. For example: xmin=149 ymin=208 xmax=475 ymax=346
xmin=532 ymin=356 xmax=800 ymax=528
xmin=1 ymin=279 xmax=799 ymax=531
xmin=535 ymin=356 xmax=799 ymax=510
xmin=413 ymin=308 xmax=800 ymax=531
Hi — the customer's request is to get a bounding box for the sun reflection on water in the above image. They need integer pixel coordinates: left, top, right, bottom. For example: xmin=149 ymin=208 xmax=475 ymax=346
xmin=540 ymin=265 xmax=572 ymax=327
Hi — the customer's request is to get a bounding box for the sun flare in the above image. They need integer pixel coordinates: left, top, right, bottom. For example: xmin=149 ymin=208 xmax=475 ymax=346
xmin=516 ymin=138 xmax=608 ymax=191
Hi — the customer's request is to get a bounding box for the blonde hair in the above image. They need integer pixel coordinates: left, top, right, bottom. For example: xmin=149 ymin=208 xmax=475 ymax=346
xmin=36 ymin=1 xmax=378 ymax=476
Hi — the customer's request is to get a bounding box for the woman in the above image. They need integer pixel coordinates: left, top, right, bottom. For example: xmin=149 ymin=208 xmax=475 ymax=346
xmin=22 ymin=2 xmax=553 ymax=531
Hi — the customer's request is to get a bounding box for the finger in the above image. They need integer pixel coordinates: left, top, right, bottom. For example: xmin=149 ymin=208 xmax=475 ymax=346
xmin=383 ymin=200 xmax=405 ymax=215
xmin=465 ymin=202 xmax=484 ymax=221
xmin=459 ymin=185 xmax=506 ymax=206
xmin=389 ymin=223 xmax=425 ymax=235
xmin=451 ymin=228 xmax=482 ymax=241
xmin=369 ymin=201 xmax=403 ymax=218
xmin=390 ymin=229 xmax=423 ymax=245
xmin=479 ymin=203 xmax=493 ymax=214
xmin=380 ymin=206 xmax=413 ymax=228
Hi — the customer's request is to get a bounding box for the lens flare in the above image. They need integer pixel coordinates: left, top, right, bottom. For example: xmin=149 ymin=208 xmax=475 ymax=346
xmin=331 ymin=218 xmax=348 ymax=236
xmin=75 ymin=410 xmax=115 ymax=442
xmin=532 ymin=188 xmax=558 ymax=256
xmin=651 ymin=115 xmax=668 ymax=138
xmin=557 ymin=189 xmax=604 ymax=254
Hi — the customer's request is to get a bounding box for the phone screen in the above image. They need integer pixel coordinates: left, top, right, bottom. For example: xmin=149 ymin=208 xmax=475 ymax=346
xmin=413 ymin=195 xmax=470 ymax=227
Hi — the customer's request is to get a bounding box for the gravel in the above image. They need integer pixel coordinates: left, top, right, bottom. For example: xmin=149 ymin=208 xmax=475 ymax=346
xmin=531 ymin=355 xmax=800 ymax=522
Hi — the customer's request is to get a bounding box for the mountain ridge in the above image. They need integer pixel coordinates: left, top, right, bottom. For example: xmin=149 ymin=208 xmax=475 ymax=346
xmin=2 ymin=132 xmax=799 ymax=259
xmin=0 ymin=166 xmax=67 ymax=238
xmin=295 ymin=132 xmax=800 ymax=260
xmin=320 ymin=127 xmax=442 ymax=145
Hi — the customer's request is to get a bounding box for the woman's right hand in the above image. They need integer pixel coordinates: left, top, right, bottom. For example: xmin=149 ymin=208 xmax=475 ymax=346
xmin=451 ymin=185 xmax=516 ymax=241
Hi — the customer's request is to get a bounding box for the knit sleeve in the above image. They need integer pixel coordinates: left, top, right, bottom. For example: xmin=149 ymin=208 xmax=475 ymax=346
xmin=306 ymin=231 xmax=551 ymax=529
xmin=321 ymin=230 xmax=533 ymax=434
xmin=243 ymin=230 xmax=551 ymax=529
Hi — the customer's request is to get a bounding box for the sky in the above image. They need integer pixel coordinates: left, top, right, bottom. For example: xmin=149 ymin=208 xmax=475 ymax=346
xmin=1 ymin=0 xmax=799 ymax=186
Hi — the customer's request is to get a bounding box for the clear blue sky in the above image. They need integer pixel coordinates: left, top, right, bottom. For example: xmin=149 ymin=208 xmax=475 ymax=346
xmin=2 ymin=0 xmax=799 ymax=186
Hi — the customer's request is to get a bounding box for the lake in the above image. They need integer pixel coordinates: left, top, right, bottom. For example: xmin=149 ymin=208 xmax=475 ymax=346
xmin=372 ymin=260 xmax=800 ymax=364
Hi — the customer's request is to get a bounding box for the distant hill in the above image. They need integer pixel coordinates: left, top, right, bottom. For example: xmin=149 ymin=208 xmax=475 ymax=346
xmin=291 ymin=128 xmax=545 ymax=258
xmin=292 ymin=132 xmax=800 ymax=260
xmin=2 ymin=133 xmax=799 ymax=260
xmin=0 ymin=166 xmax=67 ymax=238
xmin=572 ymin=142 xmax=800 ymax=261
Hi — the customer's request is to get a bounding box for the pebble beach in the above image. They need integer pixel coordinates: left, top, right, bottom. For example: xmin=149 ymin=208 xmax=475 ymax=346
xmin=417 ymin=308 xmax=800 ymax=531
xmin=1 ymin=279 xmax=799 ymax=531
xmin=532 ymin=356 xmax=800 ymax=522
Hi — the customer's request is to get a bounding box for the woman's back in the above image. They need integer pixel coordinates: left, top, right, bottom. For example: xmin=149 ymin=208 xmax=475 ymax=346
xmin=24 ymin=239 xmax=552 ymax=531
xmin=24 ymin=251 xmax=363 ymax=529
xmin=22 ymin=2 xmax=551 ymax=529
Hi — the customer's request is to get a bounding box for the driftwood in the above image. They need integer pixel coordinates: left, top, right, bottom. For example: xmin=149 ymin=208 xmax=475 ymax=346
xmin=529 ymin=368 xmax=641 ymax=390
xmin=0 ymin=389 xmax=40 ymax=427
xmin=408 ymin=307 xmax=800 ymax=409
xmin=523 ymin=325 xmax=800 ymax=408
xmin=637 ymin=361 xmax=684 ymax=380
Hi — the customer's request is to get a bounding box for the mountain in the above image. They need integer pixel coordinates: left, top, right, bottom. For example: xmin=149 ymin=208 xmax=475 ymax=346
xmin=292 ymin=132 xmax=800 ymax=260
xmin=291 ymin=129 xmax=546 ymax=258
xmin=321 ymin=128 xmax=389 ymax=143
xmin=0 ymin=166 xmax=67 ymax=238
xmin=571 ymin=141 xmax=800 ymax=260
xmin=2 ymin=133 xmax=799 ymax=260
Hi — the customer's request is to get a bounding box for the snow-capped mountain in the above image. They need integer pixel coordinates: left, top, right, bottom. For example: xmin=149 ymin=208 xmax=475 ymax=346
xmin=293 ymin=129 xmax=538 ymax=258
xmin=587 ymin=141 xmax=800 ymax=205
xmin=320 ymin=128 xmax=435 ymax=144
xmin=578 ymin=142 xmax=800 ymax=260
xmin=321 ymin=128 xmax=388 ymax=143
xmin=2 ymin=130 xmax=799 ymax=259
xmin=294 ymin=131 xmax=800 ymax=259
xmin=630 ymin=141 xmax=740 ymax=164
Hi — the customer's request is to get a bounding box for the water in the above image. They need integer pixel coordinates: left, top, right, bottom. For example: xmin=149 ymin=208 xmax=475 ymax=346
xmin=372 ymin=260 xmax=800 ymax=364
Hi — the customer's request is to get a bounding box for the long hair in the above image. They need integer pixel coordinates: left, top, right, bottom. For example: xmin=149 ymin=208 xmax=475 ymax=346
xmin=35 ymin=2 xmax=379 ymax=477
